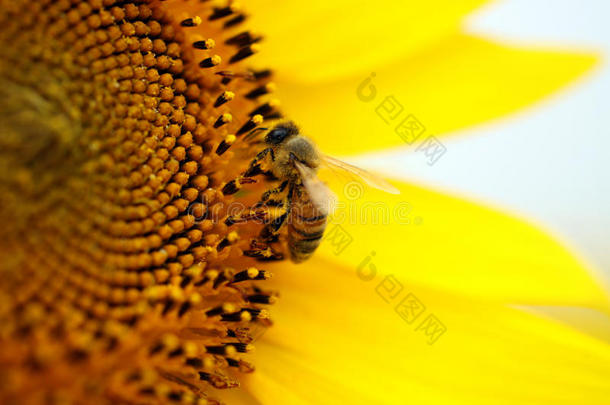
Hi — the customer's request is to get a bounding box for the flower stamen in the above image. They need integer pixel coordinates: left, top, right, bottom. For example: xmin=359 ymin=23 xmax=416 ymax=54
xmin=0 ymin=0 xmax=286 ymax=403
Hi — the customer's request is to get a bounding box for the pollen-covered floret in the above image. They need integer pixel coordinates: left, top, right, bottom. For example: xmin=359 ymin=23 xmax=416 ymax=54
xmin=0 ymin=1 xmax=284 ymax=404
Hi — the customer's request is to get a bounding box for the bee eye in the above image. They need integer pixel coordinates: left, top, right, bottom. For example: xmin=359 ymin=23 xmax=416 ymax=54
xmin=265 ymin=127 xmax=289 ymax=144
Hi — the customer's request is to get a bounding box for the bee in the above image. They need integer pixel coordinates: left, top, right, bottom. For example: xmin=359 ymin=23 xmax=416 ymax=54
xmin=223 ymin=121 xmax=399 ymax=263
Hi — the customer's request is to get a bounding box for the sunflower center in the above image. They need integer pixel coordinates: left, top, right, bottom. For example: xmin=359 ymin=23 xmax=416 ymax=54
xmin=0 ymin=1 xmax=283 ymax=404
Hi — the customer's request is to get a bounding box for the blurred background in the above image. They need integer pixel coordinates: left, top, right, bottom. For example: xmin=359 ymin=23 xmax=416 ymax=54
xmin=352 ymin=0 xmax=610 ymax=290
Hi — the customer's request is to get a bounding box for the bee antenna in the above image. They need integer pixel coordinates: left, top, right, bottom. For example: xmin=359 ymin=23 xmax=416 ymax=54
xmin=243 ymin=127 xmax=268 ymax=142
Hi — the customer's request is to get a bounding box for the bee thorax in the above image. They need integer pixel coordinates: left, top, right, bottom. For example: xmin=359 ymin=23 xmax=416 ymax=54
xmin=272 ymin=136 xmax=320 ymax=178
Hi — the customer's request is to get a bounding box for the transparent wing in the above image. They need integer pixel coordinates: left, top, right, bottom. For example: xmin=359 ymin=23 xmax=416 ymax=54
xmin=322 ymin=154 xmax=400 ymax=195
xmin=294 ymin=160 xmax=338 ymax=216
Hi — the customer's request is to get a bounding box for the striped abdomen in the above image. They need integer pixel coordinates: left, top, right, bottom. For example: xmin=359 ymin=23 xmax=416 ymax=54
xmin=288 ymin=187 xmax=328 ymax=263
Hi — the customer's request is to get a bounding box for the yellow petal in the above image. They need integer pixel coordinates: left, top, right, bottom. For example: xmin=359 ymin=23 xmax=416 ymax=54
xmin=247 ymin=0 xmax=488 ymax=82
xmin=524 ymin=306 xmax=610 ymax=343
xmin=272 ymin=34 xmax=599 ymax=155
xmin=314 ymin=178 xmax=608 ymax=308
xmin=244 ymin=258 xmax=610 ymax=404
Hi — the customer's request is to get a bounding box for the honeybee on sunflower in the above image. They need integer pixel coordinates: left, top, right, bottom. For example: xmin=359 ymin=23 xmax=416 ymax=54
xmin=1 ymin=1 xmax=608 ymax=405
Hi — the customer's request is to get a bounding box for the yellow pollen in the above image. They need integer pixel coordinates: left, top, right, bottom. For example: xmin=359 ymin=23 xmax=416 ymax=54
xmin=203 ymin=357 xmax=215 ymax=370
xmin=224 ymin=345 xmax=237 ymax=357
xmin=184 ymin=342 xmax=198 ymax=357
xmin=205 ymin=38 xmax=216 ymax=49
xmin=189 ymin=292 xmax=202 ymax=305
xmin=247 ymin=267 xmax=259 ymax=278
xmin=227 ymin=231 xmax=239 ymax=243
xmin=206 ymin=269 xmax=219 ymax=280
xmin=221 ymin=112 xmax=232 ymax=123
xmin=225 ymin=134 xmax=236 ymax=144
xmin=162 ymin=334 xmax=180 ymax=350
xmin=250 ymin=43 xmax=262 ymax=53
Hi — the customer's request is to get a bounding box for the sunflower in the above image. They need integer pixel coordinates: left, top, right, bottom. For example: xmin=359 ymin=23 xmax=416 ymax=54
xmin=0 ymin=1 xmax=608 ymax=404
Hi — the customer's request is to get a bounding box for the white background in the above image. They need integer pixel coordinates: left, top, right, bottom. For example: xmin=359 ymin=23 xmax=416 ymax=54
xmin=351 ymin=0 xmax=610 ymax=289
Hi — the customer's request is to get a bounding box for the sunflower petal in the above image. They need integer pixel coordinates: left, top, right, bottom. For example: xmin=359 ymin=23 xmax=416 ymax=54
xmin=272 ymin=34 xmax=599 ymax=155
xmin=247 ymin=0 xmax=488 ymax=82
xmin=312 ymin=178 xmax=608 ymax=308
xmin=243 ymin=258 xmax=610 ymax=404
xmin=524 ymin=306 xmax=610 ymax=343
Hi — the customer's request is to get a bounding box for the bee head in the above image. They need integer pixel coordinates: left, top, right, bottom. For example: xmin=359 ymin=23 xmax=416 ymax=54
xmin=265 ymin=121 xmax=299 ymax=145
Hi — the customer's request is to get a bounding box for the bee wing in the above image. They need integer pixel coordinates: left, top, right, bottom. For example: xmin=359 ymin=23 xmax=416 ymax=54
xmin=294 ymin=160 xmax=338 ymax=216
xmin=322 ymin=154 xmax=400 ymax=195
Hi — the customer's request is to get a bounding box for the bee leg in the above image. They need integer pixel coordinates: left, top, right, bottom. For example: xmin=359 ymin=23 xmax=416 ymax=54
xmin=245 ymin=184 xmax=295 ymax=261
xmin=254 ymin=180 xmax=288 ymax=207
xmin=222 ymin=148 xmax=275 ymax=195
xmin=259 ymin=227 xmax=280 ymax=243
xmin=224 ymin=207 xmax=269 ymax=226
xmin=226 ymin=198 xmax=287 ymax=230
xmin=221 ymin=177 xmax=257 ymax=195
xmin=243 ymin=239 xmax=284 ymax=261
xmin=244 ymin=148 xmax=275 ymax=177
xmin=267 ymin=207 xmax=290 ymax=233
xmin=258 ymin=183 xmax=295 ymax=241
xmin=258 ymin=217 xmax=285 ymax=243
xmin=225 ymin=180 xmax=289 ymax=226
